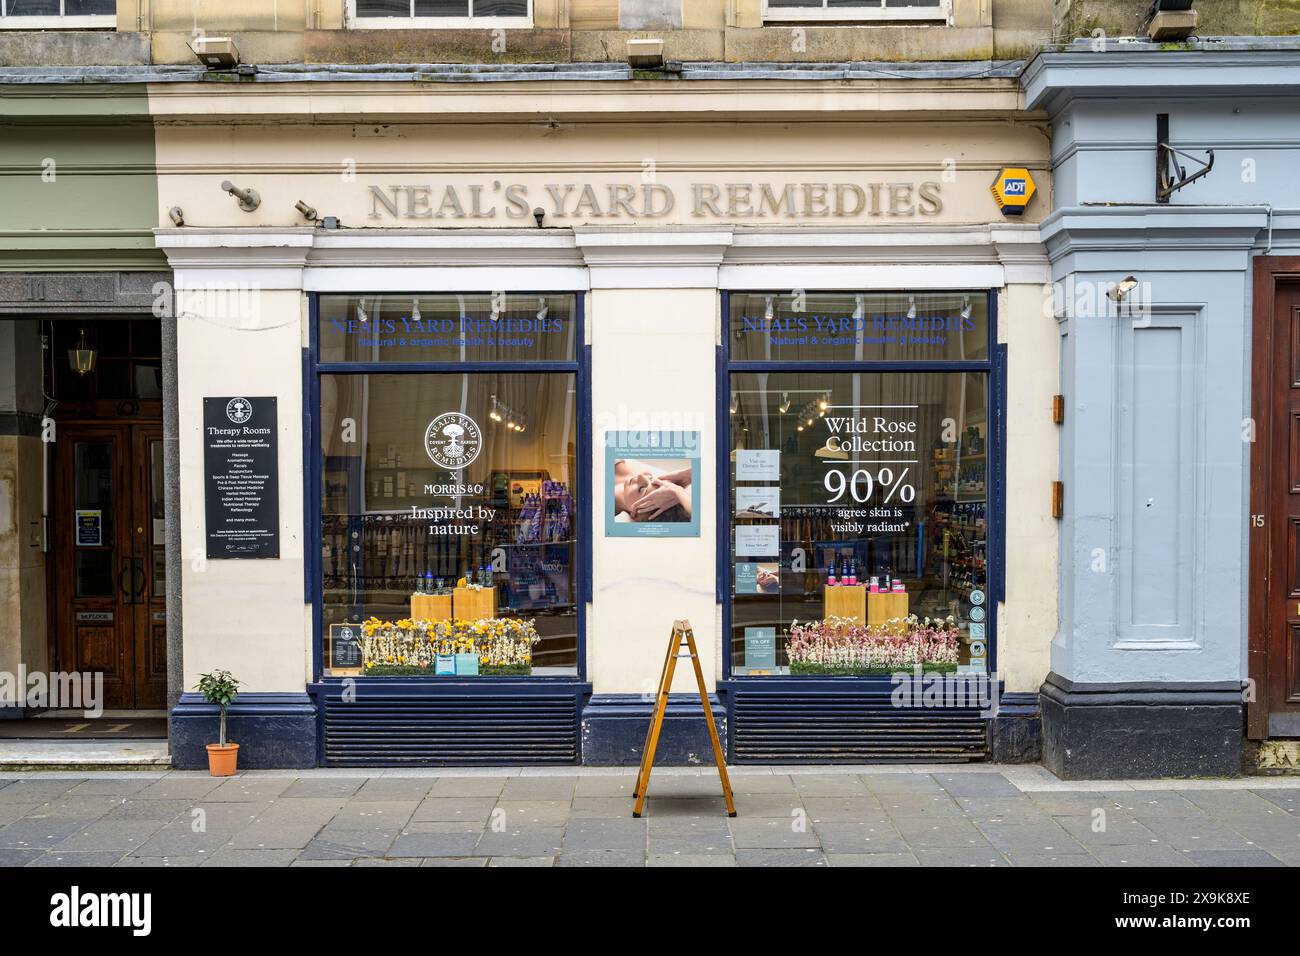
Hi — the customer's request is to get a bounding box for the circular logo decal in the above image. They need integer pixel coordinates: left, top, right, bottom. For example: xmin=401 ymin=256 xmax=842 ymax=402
xmin=225 ymin=397 xmax=253 ymax=425
xmin=424 ymin=412 xmax=483 ymax=470
xmin=969 ymin=588 xmax=985 ymax=606
xmin=969 ymin=605 xmax=986 ymax=622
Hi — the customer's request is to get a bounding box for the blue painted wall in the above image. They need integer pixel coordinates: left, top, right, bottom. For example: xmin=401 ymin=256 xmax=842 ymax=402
xmin=1026 ymin=43 xmax=1300 ymax=686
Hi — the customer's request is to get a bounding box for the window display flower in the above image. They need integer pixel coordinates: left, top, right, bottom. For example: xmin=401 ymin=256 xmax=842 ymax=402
xmin=786 ymin=615 xmax=960 ymax=675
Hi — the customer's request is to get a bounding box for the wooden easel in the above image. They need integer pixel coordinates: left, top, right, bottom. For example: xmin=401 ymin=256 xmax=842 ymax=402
xmin=632 ymin=620 xmax=736 ymax=818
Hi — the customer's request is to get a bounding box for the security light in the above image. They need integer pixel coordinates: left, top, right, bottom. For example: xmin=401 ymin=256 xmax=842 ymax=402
xmin=533 ymin=208 xmax=546 ymax=228
xmin=221 ymin=180 xmax=261 ymax=212
xmin=1107 ymin=276 xmax=1140 ymax=302
xmin=626 ymin=38 xmax=665 ymax=70
xmin=189 ymin=36 xmax=241 ymax=69
xmin=168 ymin=206 xmax=185 ymax=227
xmin=295 ymin=200 xmax=318 ymax=222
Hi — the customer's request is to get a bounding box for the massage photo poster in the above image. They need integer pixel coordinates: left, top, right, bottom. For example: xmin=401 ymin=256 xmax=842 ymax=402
xmin=604 ymin=430 xmax=701 ymax=538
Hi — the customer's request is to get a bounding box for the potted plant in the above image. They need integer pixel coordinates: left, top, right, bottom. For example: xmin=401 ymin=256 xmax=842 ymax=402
xmin=197 ymin=669 xmax=241 ymax=776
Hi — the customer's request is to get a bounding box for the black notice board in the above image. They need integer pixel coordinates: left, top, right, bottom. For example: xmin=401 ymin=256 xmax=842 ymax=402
xmin=203 ymin=396 xmax=280 ymax=559
xmin=329 ymin=623 xmax=363 ymax=670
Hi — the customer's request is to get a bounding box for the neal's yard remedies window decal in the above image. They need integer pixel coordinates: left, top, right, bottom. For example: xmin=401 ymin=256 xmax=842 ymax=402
xmin=604 ymin=430 xmax=702 ymax=538
xmin=318 ymin=294 xmax=579 ymax=679
xmin=727 ymin=292 xmax=990 ymax=678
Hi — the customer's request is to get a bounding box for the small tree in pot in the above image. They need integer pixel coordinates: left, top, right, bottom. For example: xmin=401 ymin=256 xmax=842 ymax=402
xmin=197 ymin=670 xmax=241 ymax=776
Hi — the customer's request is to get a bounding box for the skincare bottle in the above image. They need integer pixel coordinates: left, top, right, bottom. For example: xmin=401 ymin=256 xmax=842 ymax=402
xmin=847 ymin=559 xmax=857 ymax=586
xmin=827 ymin=559 xmax=837 ymax=588
xmin=869 ymin=576 xmax=880 ymax=594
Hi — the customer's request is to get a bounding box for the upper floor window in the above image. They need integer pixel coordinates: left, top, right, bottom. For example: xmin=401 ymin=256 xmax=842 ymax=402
xmin=0 ymin=0 xmax=115 ymax=28
xmin=349 ymin=0 xmax=531 ymax=28
xmin=763 ymin=0 xmax=950 ymax=23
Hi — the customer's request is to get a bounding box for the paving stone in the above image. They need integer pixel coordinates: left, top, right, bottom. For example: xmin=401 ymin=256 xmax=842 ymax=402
xmin=0 ymin=804 xmax=38 ymax=826
xmin=1179 ymin=789 xmax=1286 ymax=816
xmin=914 ymin=847 xmax=1009 ymax=866
xmin=350 ymin=857 xmax=422 ymax=866
xmin=280 ymin=778 xmax=366 ymax=799
xmin=129 ymin=826 xmax=235 ymax=858
xmin=571 ymin=796 xmax=635 ymax=818
xmin=29 ymin=850 xmax=128 ymax=867
xmin=135 ymin=778 xmax=226 ymax=801
xmin=735 ymin=848 xmax=827 ymax=866
xmin=1024 ymin=792 xmax=1114 ymax=815
xmin=895 ymin=819 xmax=993 ymax=850
xmin=1253 ymin=789 xmax=1300 ymax=815
xmin=487 ymin=856 xmax=555 ymax=866
xmin=329 ymin=800 xmax=417 ymax=829
xmin=495 ymin=800 xmax=571 ymax=827
xmin=574 ymin=777 xmax=636 ymax=798
xmin=54 ymin=820 xmax=165 ymax=852
xmin=426 ymin=777 xmax=506 ymax=798
xmin=648 ymin=853 xmax=736 ymax=866
xmin=0 ymin=817 xmax=89 ymax=848
xmin=562 ymin=818 xmax=646 ymax=851
xmin=973 ymin=819 xmax=1084 ymax=854
xmin=1129 ymin=817 xmax=1253 ymax=851
xmin=791 ymin=774 xmax=871 ymax=796
xmin=729 ymin=775 xmax=798 ymax=795
xmin=297 ymin=831 xmax=394 ymax=861
xmin=226 ymin=825 xmax=323 ymax=850
xmin=69 ymin=778 xmax=157 ymax=797
xmin=206 ymin=777 xmax=296 ymax=802
xmin=1089 ymin=844 xmax=1196 ymax=867
xmin=728 ymin=793 xmax=805 ymax=818
xmin=289 ymin=859 xmax=352 ymax=867
xmin=1005 ymin=852 xmax=1099 ymax=867
xmin=0 ymin=848 xmax=44 ymax=866
xmin=389 ymin=828 xmax=482 ymax=857
xmin=863 ymin=775 xmax=947 ymax=794
xmin=825 ymin=852 xmax=919 ymax=867
xmin=1184 ymin=848 xmax=1286 ymax=867
xmin=114 ymin=855 xmax=206 ymax=867
xmin=557 ymin=849 xmax=645 ymax=866
xmin=1100 ymin=791 xmax=1208 ymax=818
xmin=729 ymin=818 xmax=820 ymax=849
xmin=1054 ymin=815 xmax=1162 ymax=847
xmin=201 ymin=848 xmax=300 ymax=867
xmin=878 ymin=792 xmax=965 ymax=818
xmin=472 ymin=827 xmax=565 ymax=857
xmin=185 ymin=803 xmax=267 ymax=831
xmin=353 ymin=778 xmax=436 ymax=802
xmin=802 ymin=796 xmax=888 ymax=822
xmin=813 ymin=821 xmax=909 ymax=854
xmin=0 ymin=779 xmax=80 ymax=803
xmin=102 ymin=799 xmax=192 ymax=822
xmin=38 ymin=794 xmax=132 ymax=821
xmin=500 ymin=777 xmax=576 ymax=801
xmin=410 ymin=797 xmax=497 ymax=825
xmin=420 ymin=857 xmax=488 ymax=867
xmin=933 ymin=773 xmax=1023 ymax=798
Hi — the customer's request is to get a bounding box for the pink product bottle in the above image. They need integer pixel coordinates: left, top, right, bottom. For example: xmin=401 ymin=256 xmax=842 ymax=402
xmin=869 ymin=576 xmax=880 ymax=594
xmin=827 ymin=559 xmax=837 ymax=587
xmin=847 ymin=560 xmax=857 ymax=586
xmin=891 ymin=579 xmax=905 ymax=593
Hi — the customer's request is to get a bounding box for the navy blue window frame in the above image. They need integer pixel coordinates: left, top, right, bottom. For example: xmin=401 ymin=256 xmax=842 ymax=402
xmin=716 ymin=289 xmax=1005 ymax=682
xmin=304 ymin=291 xmax=592 ymax=683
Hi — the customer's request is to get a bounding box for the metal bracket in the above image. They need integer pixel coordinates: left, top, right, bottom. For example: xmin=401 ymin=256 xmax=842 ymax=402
xmin=1156 ymin=113 xmax=1215 ymax=203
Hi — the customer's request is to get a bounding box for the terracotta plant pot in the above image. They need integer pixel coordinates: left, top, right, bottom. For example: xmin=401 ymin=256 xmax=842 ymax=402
xmin=206 ymin=742 xmax=240 ymax=777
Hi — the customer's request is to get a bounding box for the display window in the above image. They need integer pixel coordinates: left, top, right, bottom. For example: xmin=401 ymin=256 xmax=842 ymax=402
xmin=313 ymin=293 xmax=583 ymax=678
xmin=724 ymin=291 xmax=995 ymax=678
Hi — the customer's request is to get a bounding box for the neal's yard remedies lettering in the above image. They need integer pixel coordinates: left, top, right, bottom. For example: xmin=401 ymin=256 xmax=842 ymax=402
xmin=368 ymin=180 xmax=942 ymax=221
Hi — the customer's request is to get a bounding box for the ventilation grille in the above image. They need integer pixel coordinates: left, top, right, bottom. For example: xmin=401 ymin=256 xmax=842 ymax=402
xmin=729 ymin=688 xmax=987 ymax=763
xmin=321 ymin=690 xmax=581 ymax=766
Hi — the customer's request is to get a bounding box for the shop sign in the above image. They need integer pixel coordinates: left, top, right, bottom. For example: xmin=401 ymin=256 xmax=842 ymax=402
xmin=329 ymin=623 xmax=363 ymax=670
xmin=605 ymin=430 xmax=701 ymax=538
xmin=203 ymin=396 xmax=280 ymax=559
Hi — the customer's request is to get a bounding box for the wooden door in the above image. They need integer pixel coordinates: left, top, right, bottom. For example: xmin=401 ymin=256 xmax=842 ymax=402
xmin=1251 ymin=267 xmax=1300 ymax=737
xmin=51 ymin=423 xmax=166 ymax=710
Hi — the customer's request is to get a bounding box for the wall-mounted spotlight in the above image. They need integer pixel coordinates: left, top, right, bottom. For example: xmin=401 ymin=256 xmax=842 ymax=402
xmin=532 ymin=207 xmax=546 ymax=229
xmin=1106 ymin=276 xmax=1140 ymax=302
xmin=221 ymin=180 xmax=261 ymax=212
xmin=167 ymin=206 xmax=185 ymax=227
xmin=295 ymin=200 xmax=318 ymax=222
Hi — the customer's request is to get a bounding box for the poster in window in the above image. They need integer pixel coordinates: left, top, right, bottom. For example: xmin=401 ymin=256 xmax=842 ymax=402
xmin=604 ymin=430 xmax=701 ymax=538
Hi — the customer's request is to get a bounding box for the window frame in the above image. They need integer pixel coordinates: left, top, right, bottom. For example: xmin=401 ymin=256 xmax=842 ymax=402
xmin=346 ymin=0 xmax=533 ymax=30
xmin=0 ymin=0 xmax=114 ymax=28
xmin=717 ymin=288 xmax=1002 ymax=682
xmin=306 ymin=291 xmax=590 ymax=683
xmin=761 ymin=0 xmax=951 ymax=24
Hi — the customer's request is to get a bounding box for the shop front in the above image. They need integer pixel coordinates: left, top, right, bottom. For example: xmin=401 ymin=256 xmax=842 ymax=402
xmin=153 ymin=74 xmax=1056 ymax=768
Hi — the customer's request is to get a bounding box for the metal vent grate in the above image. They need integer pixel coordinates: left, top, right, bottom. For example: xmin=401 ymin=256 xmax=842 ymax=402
xmin=320 ymin=688 xmax=582 ymax=766
xmin=729 ymin=687 xmax=987 ymax=763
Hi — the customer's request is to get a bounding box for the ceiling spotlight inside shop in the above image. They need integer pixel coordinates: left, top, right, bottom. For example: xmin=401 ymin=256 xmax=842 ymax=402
xmin=853 ymin=294 xmax=865 ymax=321
xmin=730 ymin=393 xmax=739 ymax=415
xmin=411 ymin=300 xmax=421 ymax=323
xmin=764 ymin=296 xmax=775 ymax=323
xmin=295 ymin=200 xmax=319 ymax=222
xmin=357 ymin=300 xmax=369 ymax=324
xmin=906 ymin=296 xmax=917 ymax=320
xmin=67 ymin=328 xmax=97 ymax=376
xmin=536 ymin=298 xmax=549 ymax=322
xmin=1107 ymin=275 xmax=1140 ymax=302
xmin=961 ymin=296 xmax=973 ymax=320
xmin=779 ymin=392 xmax=791 ymax=414
xmin=221 ymin=180 xmax=261 ymax=212
xmin=819 ymin=394 xmax=829 ymax=413
xmin=167 ymin=206 xmax=185 ymax=227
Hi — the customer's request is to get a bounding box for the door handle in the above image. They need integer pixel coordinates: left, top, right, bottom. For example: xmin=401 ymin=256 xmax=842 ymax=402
xmin=119 ymin=559 xmax=134 ymax=602
xmin=132 ymin=557 xmax=147 ymax=602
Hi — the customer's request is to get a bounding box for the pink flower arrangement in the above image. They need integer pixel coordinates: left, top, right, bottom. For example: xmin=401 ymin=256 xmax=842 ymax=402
xmin=787 ymin=615 xmax=961 ymax=673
